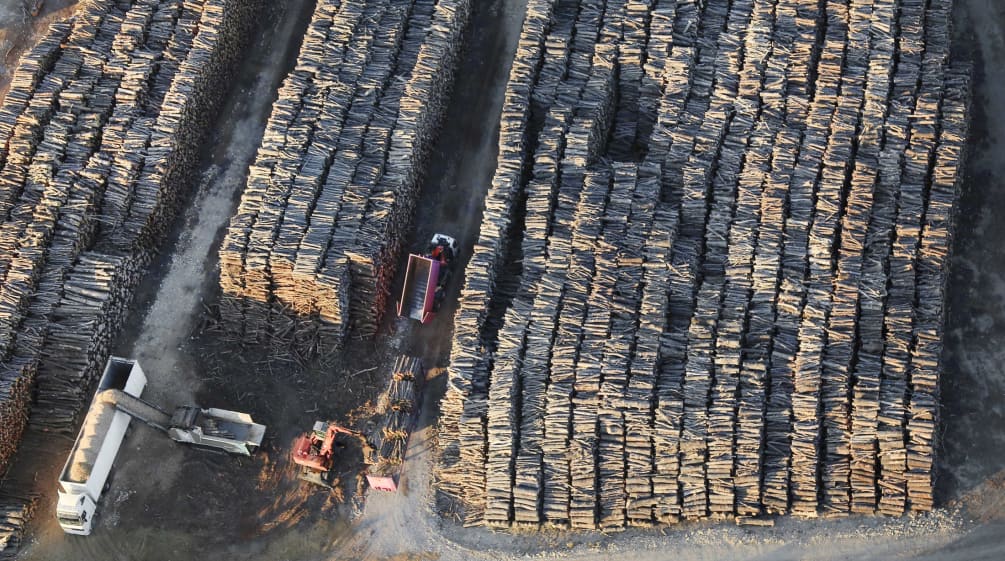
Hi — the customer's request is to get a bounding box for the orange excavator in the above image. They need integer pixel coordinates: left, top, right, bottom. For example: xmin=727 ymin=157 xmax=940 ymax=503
xmin=291 ymin=421 xmax=360 ymax=488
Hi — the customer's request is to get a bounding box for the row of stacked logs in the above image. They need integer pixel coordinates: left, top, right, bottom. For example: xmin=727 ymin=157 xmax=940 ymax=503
xmin=218 ymin=0 xmax=472 ymax=359
xmin=438 ymin=0 xmax=971 ymax=528
xmin=0 ymin=493 xmax=33 ymax=558
xmin=0 ymin=0 xmax=264 ymax=552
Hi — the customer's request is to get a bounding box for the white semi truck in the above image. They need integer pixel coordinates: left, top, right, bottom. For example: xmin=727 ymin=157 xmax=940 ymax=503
xmin=56 ymin=357 xmax=145 ymax=535
xmin=56 ymin=357 xmax=266 ymax=535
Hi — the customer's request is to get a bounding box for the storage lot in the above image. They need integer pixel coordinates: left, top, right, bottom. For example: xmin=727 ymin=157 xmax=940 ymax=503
xmin=0 ymin=1 xmax=1003 ymax=560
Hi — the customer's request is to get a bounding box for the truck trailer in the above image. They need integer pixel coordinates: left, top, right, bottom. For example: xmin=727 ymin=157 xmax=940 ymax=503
xmin=56 ymin=357 xmax=266 ymax=535
xmin=56 ymin=357 xmax=146 ymax=535
xmin=397 ymin=234 xmax=457 ymax=323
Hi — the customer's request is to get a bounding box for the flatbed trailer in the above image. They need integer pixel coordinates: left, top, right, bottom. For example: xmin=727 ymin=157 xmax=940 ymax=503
xmin=366 ymin=355 xmax=424 ymax=492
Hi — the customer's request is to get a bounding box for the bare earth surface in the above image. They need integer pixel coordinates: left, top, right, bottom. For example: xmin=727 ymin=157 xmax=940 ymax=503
xmin=6 ymin=0 xmax=1005 ymax=560
xmin=0 ymin=1 xmax=77 ymax=97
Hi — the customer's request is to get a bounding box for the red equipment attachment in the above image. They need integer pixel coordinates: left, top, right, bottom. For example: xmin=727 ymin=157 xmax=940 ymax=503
xmin=366 ymin=473 xmax=398 ymax=492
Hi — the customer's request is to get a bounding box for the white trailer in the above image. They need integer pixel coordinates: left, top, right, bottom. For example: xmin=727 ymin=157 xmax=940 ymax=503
xmin=56 ymin=357 xmax=146 ymax=535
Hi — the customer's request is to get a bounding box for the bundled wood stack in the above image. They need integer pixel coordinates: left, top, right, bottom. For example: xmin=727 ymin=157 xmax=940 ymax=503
xmin=31 ymin=253 xmax=140 ymax=434
xmin=438 ymin=0 xmax=971 ymax=528
xmin=0 ymin=0 xmax=264 ymax=538
xmin=0 ymin=494 xmax=34 ymax=560
xmin=438 ymin=0 xmax=557 ymax=525
xmin=368 ymin=355 xmax=423 ymax=478
xmin=816 ymin=0 xmax=896 ymax=516
xmin=219 ymin=0 xmax=472 ymax=357
xmin=904 ymin=64 xmax=970 ymax=513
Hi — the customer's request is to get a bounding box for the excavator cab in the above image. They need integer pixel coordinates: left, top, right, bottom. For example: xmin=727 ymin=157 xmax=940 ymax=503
xmin=292 ymin=421 xmax=355 ymax=488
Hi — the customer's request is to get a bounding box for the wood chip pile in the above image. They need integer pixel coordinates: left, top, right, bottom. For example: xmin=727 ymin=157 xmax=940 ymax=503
xmin=437 ymin=0 xmax=971 ymax=528
xmin=0 ymin=0 xmax=264 ymax=544
xmin=218 ymin=0 xmax=472 ymax=359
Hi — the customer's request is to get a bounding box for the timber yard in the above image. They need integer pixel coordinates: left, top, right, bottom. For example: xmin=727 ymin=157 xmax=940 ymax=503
xmin=0 ymin=0 xmax=1003 ymax=560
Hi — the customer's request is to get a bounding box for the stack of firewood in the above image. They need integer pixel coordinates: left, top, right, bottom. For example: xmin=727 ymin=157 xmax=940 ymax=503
xmin=0 ymin=493 xmax=35 ymax=560
xmin=31 ymin=253 xmax=139 ymax=434
xmin=219 ymin=0 xmax=472 ymax=356
xmin=437 ymin=0 xmax=971 ymax=529
xmin=0 ymin=0 xmax=265 ymax=546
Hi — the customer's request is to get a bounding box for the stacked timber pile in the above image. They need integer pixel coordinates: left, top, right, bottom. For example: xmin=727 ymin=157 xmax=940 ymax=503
xmin=438 ymin=0 xmax=971 ymax=528
xmin=0 ymin=0 xmax=264 ymax=550
xmin=0 ymin=495 xmax=34 ymax=558
xmin=367 ymin=355 xmax=423 ymax=479
xmin=32 ymin=253 xmax=139 ymax=434
xmin=219 ymin=0 xmax=472 ymax=358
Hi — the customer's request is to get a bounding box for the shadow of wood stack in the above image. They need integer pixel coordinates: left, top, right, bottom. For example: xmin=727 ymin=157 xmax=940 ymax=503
xmin=437 ymin=0 xmax=971 ymax=528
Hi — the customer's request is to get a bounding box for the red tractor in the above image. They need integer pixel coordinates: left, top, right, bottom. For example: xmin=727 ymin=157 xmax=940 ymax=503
xmin=291 ymin=421 xmax=359 ymax=488
xmin=397 ymin=234 xmax=458 ymax=323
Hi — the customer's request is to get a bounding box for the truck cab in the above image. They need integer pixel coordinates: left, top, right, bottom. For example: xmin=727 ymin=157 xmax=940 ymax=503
xmin=56 ymin=483 xmax=96 ymax=535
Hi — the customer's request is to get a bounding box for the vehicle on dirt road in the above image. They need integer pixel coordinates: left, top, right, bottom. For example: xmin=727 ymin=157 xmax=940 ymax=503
xmin=104 ymin=391 xmax=266 ymax=456
xmin=57 ymin=357 xmax=266 ymax=535
xmin=57 ymin=358 xmax=145 ymax=535
xmin=364 ymin=356 xmax=423 ymax=492
xmin=397 ymin=233 xmax=458 ymax=323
